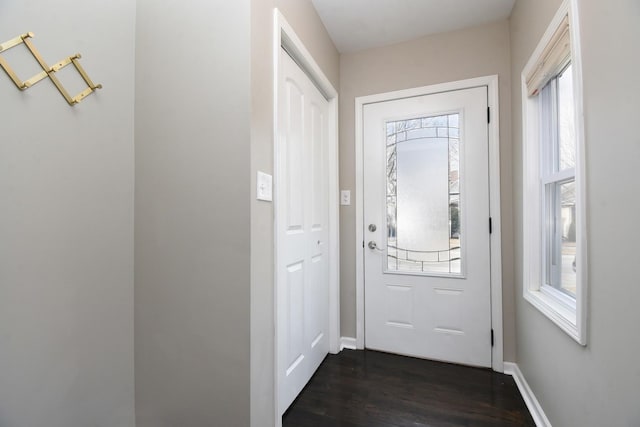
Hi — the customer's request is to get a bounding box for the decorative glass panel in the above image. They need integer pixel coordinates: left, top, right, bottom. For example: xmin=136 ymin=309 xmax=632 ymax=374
xmin=386 ymin=114 xmax=461 ymax=274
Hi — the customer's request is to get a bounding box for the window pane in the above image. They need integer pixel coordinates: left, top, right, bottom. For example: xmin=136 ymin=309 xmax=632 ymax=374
xmin=560 ymin=180 xmax=576 ymax=296
xmin=558 ymin=64 xmax=576 ymax=171
xmin=539 ymin=80 xmax=556 ymax=174
xmin=545 ymin=179 xmax=576 ymax=297
xmin=386 ymin=114 xmax=461 ymax=275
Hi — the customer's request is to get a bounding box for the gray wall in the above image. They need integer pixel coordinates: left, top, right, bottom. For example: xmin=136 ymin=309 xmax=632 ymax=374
xmin=510 ymin=0 xmax=640 ymax=425
xmin=250 ymin=1 xmax=339 ymax=425
xmin=134 ymin=1 xmax=252 ymax=426
xmin=0 ymin=1 xmax=136 ymax=426
xmin=339 ymin=21 xmax=516 ymax=362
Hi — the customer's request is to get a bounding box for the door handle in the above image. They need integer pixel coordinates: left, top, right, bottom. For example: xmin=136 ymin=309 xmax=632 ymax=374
xmin=368 ymin=241 xmax=385 ymax=252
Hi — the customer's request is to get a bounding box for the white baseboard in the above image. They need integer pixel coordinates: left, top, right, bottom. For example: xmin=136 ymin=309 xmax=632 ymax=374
xmin=340 ymin=337 xmax=357 ymax=351
xmin=504 ymin=362 xmax=552 ymax=427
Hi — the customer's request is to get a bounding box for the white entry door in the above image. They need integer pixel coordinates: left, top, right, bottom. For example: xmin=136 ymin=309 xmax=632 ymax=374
xmin=363 ymin=86 xmax=492 ymax=367
xmin=276 ymin=47 xmax=330 ymax=414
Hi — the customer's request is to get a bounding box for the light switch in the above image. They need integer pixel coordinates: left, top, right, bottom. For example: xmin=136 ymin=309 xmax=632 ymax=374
xmin=257 ymin=171 xmax=273 ymax=201
xmin=340 ymin=190 xmax=351 ymax=206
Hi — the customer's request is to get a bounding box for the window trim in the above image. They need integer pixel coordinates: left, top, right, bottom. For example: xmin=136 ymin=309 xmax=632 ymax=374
xmin=521 ymin=0 xmax=588 ymax=345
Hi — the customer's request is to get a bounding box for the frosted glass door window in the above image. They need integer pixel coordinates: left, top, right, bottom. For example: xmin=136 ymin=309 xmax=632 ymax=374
xmin=386 ymin=114 xmax=461 ymax=274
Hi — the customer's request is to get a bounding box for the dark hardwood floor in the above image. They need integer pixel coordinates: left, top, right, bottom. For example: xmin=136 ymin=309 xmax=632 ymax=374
xmin=283 ymin=349 xmax=535 ymax=427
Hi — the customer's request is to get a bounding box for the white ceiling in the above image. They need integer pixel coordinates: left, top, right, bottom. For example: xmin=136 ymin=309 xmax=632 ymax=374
xmin=311 ymin=0 xmax=516 ymax=53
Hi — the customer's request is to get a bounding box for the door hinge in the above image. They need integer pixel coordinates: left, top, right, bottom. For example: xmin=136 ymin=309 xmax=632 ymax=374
xmin=363 ymin=240 xmax=365 ymax=248
xmin=489 ymin=217 xmax=493 ymax=234
xmin=487 ymin=106 xmax=491 ymax=123
xmin=491 ymin=329 xmax=494 ymax=347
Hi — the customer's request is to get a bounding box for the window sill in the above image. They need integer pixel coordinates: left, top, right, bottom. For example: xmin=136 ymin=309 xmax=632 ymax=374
xmin=524 ymin=288 xmax=585 ymax=345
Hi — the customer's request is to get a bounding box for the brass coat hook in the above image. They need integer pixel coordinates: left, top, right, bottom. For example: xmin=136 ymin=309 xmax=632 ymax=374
xmin=0 ymin=32 xmax=102 ymax=105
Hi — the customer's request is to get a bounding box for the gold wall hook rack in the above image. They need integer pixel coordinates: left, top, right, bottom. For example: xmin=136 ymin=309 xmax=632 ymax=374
xmin=0 ymin=32 xmax=102 ymax=106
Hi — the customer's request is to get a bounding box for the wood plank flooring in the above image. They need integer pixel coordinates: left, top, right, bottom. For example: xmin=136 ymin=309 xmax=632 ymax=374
xmin=283 ymin=349 xmax=535 ymax=427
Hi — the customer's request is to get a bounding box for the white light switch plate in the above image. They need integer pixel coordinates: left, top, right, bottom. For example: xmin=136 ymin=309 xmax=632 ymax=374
xmin=340 ymin=190 xmax=351 ymax=205
xmin=257 ymin=171 xmax=273 ymax=201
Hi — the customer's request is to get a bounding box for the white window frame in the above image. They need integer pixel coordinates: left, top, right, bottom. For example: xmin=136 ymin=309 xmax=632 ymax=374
xmin=521 ymin=0 xmax=588 ymax=345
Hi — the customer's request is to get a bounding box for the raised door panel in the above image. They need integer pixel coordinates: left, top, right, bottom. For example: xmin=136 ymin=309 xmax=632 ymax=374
xmin=286 ymin=261 xmax=305 ymax=376
xmin=285 ymin=79 xmax=305 ymax=234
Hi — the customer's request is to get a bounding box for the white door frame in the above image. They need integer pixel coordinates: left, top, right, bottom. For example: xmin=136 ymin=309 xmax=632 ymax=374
xmin=355 ymin=76 xmax=504 ymax=372
xmin=273 ymin=8 xmax=340 ymax=425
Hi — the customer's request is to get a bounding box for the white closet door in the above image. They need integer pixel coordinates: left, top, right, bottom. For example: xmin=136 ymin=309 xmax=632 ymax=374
xmin=276 ymin=47 xmax=330 ymax=414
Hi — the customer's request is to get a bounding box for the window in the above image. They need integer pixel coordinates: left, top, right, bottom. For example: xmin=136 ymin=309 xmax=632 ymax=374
xmin=541 ymin=64 xmax=576 ymax=301
xmin=521 ymin=0 xmax=587 ymax=344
